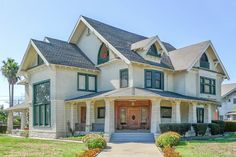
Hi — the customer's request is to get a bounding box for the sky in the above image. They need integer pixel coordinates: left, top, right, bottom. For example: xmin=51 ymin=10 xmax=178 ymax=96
xmin=0 ymin=0 xmax=236 ymax=107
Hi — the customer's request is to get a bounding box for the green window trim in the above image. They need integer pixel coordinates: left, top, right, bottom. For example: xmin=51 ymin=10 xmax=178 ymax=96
xmin=97 ymin=43 xmax=109 ymax=64
xmin=33 ymin=80 xmax=51 ymax=127
xmin=200 ymin=76 xmax=216 ymax=95
xmin=120 ymin=68 xmax=129 ymax=88
xmin=144 ymin=69 xmax=164 ymax=90
xmin=77 ymin=73 xmax=97 ymax=92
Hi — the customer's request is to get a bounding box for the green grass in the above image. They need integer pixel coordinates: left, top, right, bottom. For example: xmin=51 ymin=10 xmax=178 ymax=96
xmin=0 ymin=135 xmax=86 ymax=157
xmin=176 ymin=133 xmax=236 ymax=157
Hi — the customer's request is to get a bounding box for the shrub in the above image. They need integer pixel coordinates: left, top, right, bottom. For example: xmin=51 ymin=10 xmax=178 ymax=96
xmin=156 ymin=131 xmax=181 ymax=148
xmin=82 ymin=134 xmax=103 ymax=143
xmin=86 ymin=138 xmax=107 ymax=149
xmin=192 ymin=123 xmax=208 ymax=136
xmin=76 ymin=148 xmax=101 ymax=157
xmin=208 ymin=123 xmax=220 ymax=135
xmin=224 ymin=121 xmax=236 ymax=132
xmin=0 ymin=125 xmax=7 ymax=133
xmin=212 ymin=120 xmax=225 ymax=134
xmin=162 ymin=146 xmax=182 ymax=157
xmin=159 ymin=123 xmax=191 ymax=136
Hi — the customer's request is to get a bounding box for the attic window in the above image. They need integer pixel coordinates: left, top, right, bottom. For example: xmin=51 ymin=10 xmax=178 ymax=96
xmin=37 ymin=55 xmax=44 ymax=66
xmin=98 ymin=43 xmax=109 ymax=64
xmin=200 ymin=53 xmax=209 ymax=69
xmin=147 ymin=44 xmax=160 ymax=57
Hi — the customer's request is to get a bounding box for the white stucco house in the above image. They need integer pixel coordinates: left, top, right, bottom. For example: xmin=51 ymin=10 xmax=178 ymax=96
xmin=6 ymin=16 xmax=229 ymax=140
xmin=219 ymin=83 xmax=236 ymax=120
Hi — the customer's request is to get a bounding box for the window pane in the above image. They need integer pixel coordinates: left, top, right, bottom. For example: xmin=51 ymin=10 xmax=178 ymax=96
xmin=205 ymin=79 xmax=210 ymax=84
xmin=88 ymin=76 xmax=96 ymax=91
xmin=120 ymin=108 xmax=127 ymax=123
xmin=204 ymin=85 xmax=210 ymax=93
xmin=39 ymin=105 xmax=44 ymax=125
xmin=79 ymin=75 xmax=86 ymax=90
xmin=197 ymin=108 xmax=204 ymax=123
xmin=145 ymin=71 xmax=152 ymax=87
xmin=97 ymin=107 xmax=105 ymax=118
xmin=34 ymin=106 xmax=39 ymax=125
xmin=120 ymin=69 xmax=128 ymax=88
xmin=45 ymin=104 xmax=50 ymax=125
xmin=141 ymin=108 xmax=148 ymax=123
xmin=34 ymin=81 xmax=50 ymax=104
xmin=161 ymin=107 xmax=172 ymax=118
xmin=154 ymin=72 xmax=161 ymax=89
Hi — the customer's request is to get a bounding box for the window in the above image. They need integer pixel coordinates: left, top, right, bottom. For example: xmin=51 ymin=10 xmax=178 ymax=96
xmin=98 ymin=43 xmax=109 ymax=64
xmin=161 ymin=107 xmax=172 ymax=118
xmin=97 ymin=107 xmax=105 ymax=119
xmin=147 ymin=44 xmax=160 ymax=57
xmin=145 ymin=70 xmax=164 ymax=90
xmin=197 ymin=108 xmax=204 ymax=123
xmin=120 ymin=108 xmax=127 ymax=124
xmin=200 ymin=53 xmax=209 ymax=69
xmin=233 ymin=98 xmax=236 ymax=104
xmin=77 ymin=73 xmax=97 ymax=92
xmin=33 ymin=80 xmax=50 ymax=126
xmin=37 ymin=55 xmax=44 ymax=65
xmin=120 ymin=69 xmax=129 ymax=88
xmin=200 ymin=77 xmax=216 ymax=95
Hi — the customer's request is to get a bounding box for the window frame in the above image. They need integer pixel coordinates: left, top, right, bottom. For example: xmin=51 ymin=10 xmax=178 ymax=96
xmin=33 ymin=80 xmax=51 ymax=127
xmin=77 ymin=73 xmax=97 ymax=92
xmin=37 ymin=54 xmax=44 ymax=66
xmin=120 ymin=68 xmax=129 ymax=88
xmin=233 ymin=98 xmax=236 ymax=104
xmin=200 ymin=53 xmax=210 ymax=69
xmin=196 ymin=107 xmax=204 ymax=123
xmin=200 ymin=76 xmax=216 ymax=95
xmin=145 ymin=69 xmax=164 ymax=90
xmin=97 ymin=107 xmax=105 ymax=119
xmin=161 ymin=106 xmax=172 ymax=118
xmin=97 ymin=43 xmax=109 ymax=65
xmin=147 ymin=44 xmax=161 ymax=57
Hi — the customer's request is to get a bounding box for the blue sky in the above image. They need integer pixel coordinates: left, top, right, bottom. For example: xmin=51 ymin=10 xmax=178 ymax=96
xmin=0 ymin=0 xmax=236 ymax=102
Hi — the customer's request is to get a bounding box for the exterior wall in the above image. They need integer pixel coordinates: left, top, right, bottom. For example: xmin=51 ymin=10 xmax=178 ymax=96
xmin=220 ymin=92 xmax=236 ymax=120
xmin=173 ymin=72 xmax=186 ymax=95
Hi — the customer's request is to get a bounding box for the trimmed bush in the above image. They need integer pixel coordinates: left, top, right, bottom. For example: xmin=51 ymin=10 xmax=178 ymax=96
xmin=208 ymin=123 xmax=220 ymax=135
xmin=212 ymin=120 xmax=225 ymax=134
xmin=86 ymin=138 xmax=107 ymax=149
xmin=82 ymin=134 xmax=103 ymax=143
xmin=0 ymin=125 xmax=7 ymax=133
xmin=224 ymin=121 xmax=236 ymax=132
xmin=159 ymin=123 xmax=191 ymax=136
xmin=156 ymin=131 xmax=181 ymax=147
xmin=162 ymin=146 xmax=182 ymax=157
xmin=192 ymin=123 xmax=208 ymax=136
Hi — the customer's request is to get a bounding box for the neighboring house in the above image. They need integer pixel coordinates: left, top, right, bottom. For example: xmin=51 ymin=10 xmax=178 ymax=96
xmin=219 ymin=83 xmax=236 ymax=120
xmin=7 ymin=16 xmax=229 ymax=139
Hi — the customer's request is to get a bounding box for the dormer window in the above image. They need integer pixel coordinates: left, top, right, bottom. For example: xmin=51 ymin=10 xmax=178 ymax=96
xmin=98 ymin=43 xmax=109 ymax=64
xmin=147 ymin=44 xmax=160 ymax=57
xmin=200 ymin=53 xmax=209 ymax=69
xmin=37 ymin=54 xmax=44 ymax=66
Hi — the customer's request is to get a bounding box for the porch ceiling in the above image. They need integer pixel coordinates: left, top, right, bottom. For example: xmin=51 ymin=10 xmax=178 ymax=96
xmin=65 ymin=87 xmax=217 ymax=104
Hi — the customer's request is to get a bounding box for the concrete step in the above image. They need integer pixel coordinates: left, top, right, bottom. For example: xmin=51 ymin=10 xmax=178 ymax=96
xmin=110 ymin=133 xmax=155 ymax=143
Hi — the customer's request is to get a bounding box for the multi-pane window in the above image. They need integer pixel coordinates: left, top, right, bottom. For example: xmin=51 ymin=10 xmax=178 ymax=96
xmin=161 ymin=107 xmax=172 ymax=118
xmin=200 ymin=77 xmax=216 ymax=95
xmin=120 ymin=69 xmax=129 ymax=88
xmin=145 ymin=70 xmax=164 ymax=90
xmin=78 ymin=73 xmax=97 ymax=92
xmin=98 ymin=43 xmax=109 ymax=64
xmin=200 ymin=53 xmax=209 ymax=69
xmin=33 ymin=80 xmax=50 ymax=126
xmin=197 ymin=108 xmax=204 ymax=123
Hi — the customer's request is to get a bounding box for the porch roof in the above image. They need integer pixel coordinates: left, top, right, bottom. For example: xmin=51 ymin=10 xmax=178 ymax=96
xmin=4 ymin=103 xmax=29 ymax=112
xmin=65 ymin=87 xmax=217 ymax=103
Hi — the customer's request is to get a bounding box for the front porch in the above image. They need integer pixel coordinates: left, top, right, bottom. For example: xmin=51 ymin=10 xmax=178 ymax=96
xmin=66 ymin=88 xmax=217 ymax=138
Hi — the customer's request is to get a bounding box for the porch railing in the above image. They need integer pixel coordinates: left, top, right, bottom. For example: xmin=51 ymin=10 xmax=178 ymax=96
xmin=75 ymin=123 xmax=104 ymax=132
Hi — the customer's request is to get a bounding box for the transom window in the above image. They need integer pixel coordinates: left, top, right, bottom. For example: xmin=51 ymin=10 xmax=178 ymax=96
xmin=200 ymin=77 xmax=216 ymax=95
xmin=120 ymin=69 xmax=129 ymax=88
xmin=147 ymin=44 xmax=160 ymax=57
xmin=78 ymin=73 xmax=97 ymax=92
xmin=33 ymin=80 xmax=51 ymax=126
xmin=200 ymin=53 xmax=209 ymax=69
xmin=145 ymin=70 xmax=164 ymax=90
xmin=197 ymin=108 xmax=204 ymax=123
xmin=161 ymin=107 xmax=172 ymax=118
xmin=98 ymin=43 xmax=109 ymax=64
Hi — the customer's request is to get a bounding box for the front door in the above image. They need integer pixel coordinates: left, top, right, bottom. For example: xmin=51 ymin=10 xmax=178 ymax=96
xmin=81 ymin=107 xmax=86 ymax=123
xmin=128 ymin=107 xmax=140 ymax=129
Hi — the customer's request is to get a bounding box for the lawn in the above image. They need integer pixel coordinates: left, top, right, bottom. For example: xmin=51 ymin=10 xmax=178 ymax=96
xmin=0 ymin=135 xmax=86 ymax=157
xmin=176 ymin=133 xmax=236 ymax=157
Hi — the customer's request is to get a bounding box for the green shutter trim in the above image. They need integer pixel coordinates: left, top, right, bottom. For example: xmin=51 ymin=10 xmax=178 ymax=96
xmin=77 ymin=73 xmax=97 ymax=92
xmin=144 ymin=69 xmax=164 ymax=90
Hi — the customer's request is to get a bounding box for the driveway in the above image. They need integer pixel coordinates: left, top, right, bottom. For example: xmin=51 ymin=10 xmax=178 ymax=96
xmin=97 ymin=142 xmax=163 ymax=157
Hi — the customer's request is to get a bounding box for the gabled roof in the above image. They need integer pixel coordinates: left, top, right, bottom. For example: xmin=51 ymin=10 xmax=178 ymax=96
xmin=27 ymin=37 xmax=98 ymax=71
xmin=221 ymin=83 xmax=236 ymax=97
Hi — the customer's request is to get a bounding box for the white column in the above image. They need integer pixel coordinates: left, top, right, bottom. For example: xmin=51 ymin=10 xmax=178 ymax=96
xmin=189 ymin=102 xmax=197 ymax=123
xmin=7 ymin=111 xmax=13 ymax=133
xmin=175 ymin=101 xmax=181 ymax=123
xmin=104 ymin=99 xmax=115 ymax=134
xmin=86 ymin=101 xmax=91 ymax=132
xmin=151 ymin=99 xmax=161 ymax=134
xmin=20 ymin=111 xmax=26 ymax=130
xmin=70 ymin=104 xmax=77 ymax=130
xmin=205 ymin=104 xmax=212 ymax=123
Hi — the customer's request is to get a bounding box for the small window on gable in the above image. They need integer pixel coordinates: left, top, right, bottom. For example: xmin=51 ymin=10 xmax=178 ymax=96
xmin=147 ymin=44 xmax=160 ymax=57
xmin=200 ymin=53 xmax=209 ymax=69
xmin=37 ymin=54 xmax=44 ymax=66
xmin=98 ymin=43 xmax=109 ymax=64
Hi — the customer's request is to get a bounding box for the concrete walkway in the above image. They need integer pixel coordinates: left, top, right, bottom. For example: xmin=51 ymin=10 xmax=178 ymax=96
xmin=97 ymin=142 xmax=163 ymax=157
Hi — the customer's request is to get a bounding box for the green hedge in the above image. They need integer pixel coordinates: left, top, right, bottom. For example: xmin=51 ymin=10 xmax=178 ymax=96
xmin=0 ymin=126 xmax=7 ymax=133
xmin=212 ymin=120 xmax=225 ymax=134
xmin=192 ymin=123 xmax=208 ymax=136
xmin=224 ymin=121 xmax=236 ymax=132
xmin=156 ymin=131 xmax=181 ymax=148
xmin=208 ymin=123 xmax=220 ymax=135
xmin=159 ymin=123 xmax=191 ymax=136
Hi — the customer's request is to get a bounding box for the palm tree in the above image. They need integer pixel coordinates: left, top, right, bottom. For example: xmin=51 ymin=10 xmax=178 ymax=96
xmin=1 ymin=58 xmax=19 ymax=107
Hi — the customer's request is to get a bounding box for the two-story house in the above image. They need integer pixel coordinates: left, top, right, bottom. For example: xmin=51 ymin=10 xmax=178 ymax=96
xmin=7 ymin=16 xmax=229 ymax=140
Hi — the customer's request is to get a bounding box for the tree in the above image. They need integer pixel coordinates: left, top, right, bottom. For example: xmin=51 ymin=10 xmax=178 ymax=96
xmin=0 ymin=105 xmax=7 ymax=124
xmin=1 ymin=58 xmax=20 ymax=107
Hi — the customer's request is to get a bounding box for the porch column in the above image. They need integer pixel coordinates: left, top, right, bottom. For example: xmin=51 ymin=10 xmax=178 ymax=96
xmin=70 ymin=104 xmax=77 ymax=130
xmin=172 ymin=101 xmax=181 ymax=123
xmin=85 ymin=101 xmax=92 ymax=132
xmin=205 ymin=104 xmax=212 ymax=123
xmin=104 ymin=99 xmax=115 ymax=134
xmin=151 ymin=99 xmax=161 ymax=134
xmin=7 ymin=111 xmax=13 ymax=133
xmin=20 ymin=110 xmax=27 ymax=130
xmin=189 ymin=102 xmax=197 ymax=123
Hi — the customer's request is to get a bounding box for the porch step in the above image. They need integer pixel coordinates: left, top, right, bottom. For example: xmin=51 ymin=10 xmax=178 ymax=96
xmin=110 ymin=133 xmax=155 ymax=143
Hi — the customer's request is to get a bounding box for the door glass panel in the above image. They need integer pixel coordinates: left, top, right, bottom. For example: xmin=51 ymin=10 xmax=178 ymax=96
xmin=120 ymin=108 xmax=127 ymax=124
xmin=141 ymin=107 xmax=148 ymax=123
